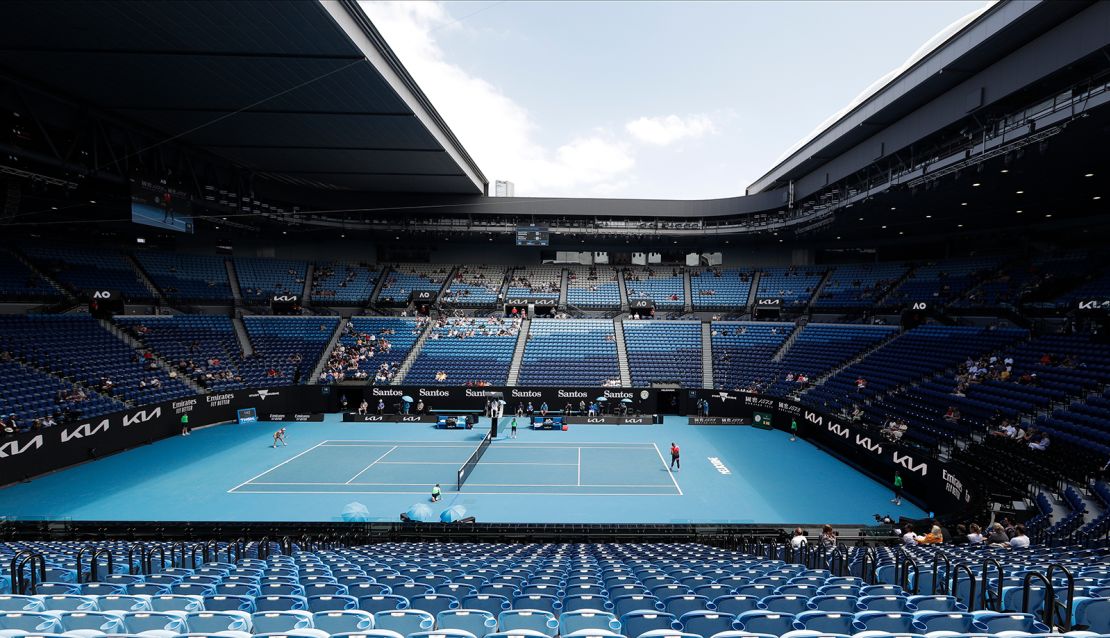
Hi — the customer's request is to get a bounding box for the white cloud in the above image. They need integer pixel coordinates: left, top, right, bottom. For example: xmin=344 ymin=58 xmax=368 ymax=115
xmin=625 ymin=114 xmax=717 ymax=146
xmin=358 ymin=1 xmax=634 ymax=197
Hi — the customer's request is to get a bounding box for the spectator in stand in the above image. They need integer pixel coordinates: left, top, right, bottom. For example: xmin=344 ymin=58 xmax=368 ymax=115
xmin=789 ymin=528 xmax=807 ymax=550
xmin=1028 ymin=432 xmax=1051 ymax=451
xmin=1009 ymin=524 xmax=1030 ymax=548
xmin=967 ymin=523 xmax=985 ymax=545
xmin=986 ymin=523 xmax=1010 ymax=545
xmin=901 ymin=522 xmax=921 ymax=546
xmin=856 ymin=377 xmax=867 ymax=392
xmin=819 ymin=525 xmax=837 ymax=550
xmin=944 ymin=406 xmax=961 ymax=423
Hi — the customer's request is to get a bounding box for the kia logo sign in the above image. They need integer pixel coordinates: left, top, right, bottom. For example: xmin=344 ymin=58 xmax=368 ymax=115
xmin=272 ymin=295 xmax=299 ymax=302
xmin=894 ymin=451 xmax=928 ymax=476
xmin=122 ymin=408 xmax=161 ymax=427
xmin=755 ymin=298 xmax=782 ymax=306
xmin=60 ymin=419 xmax=110 ymax=442
xmin=1077 ymin=300 xmax=1110 ymax=311
xmin=0 ymin=435 xmax=44 ymax=458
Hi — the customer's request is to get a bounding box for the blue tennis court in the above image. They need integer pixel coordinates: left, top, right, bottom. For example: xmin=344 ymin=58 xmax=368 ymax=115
xmin=230 ymin=441 xmax=681 ymax=496
xmin=0 ymin=415 xmax=926 ymax=523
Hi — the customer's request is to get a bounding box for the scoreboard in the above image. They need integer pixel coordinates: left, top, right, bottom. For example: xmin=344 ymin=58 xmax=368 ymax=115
xmin=516 ymin=226 xmax=550 ymax=246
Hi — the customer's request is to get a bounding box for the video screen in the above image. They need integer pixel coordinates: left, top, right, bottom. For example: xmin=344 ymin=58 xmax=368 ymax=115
xmin=131 ymin=183 xmax=194 ymax=233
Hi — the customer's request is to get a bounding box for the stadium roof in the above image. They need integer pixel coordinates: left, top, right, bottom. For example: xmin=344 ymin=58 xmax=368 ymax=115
xmin=0 ymin=0 xmax=487 ymax=195
xmin=746 ymin=0 xmax=1092 ymax=196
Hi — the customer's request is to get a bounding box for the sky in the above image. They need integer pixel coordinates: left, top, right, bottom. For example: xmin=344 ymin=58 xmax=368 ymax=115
xmin=359 ymin=1 xmax=990 ymax=200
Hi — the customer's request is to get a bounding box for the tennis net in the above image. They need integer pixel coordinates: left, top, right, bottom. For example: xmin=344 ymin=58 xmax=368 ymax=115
xmin=456 ymin=430 xmax=493 ymax=490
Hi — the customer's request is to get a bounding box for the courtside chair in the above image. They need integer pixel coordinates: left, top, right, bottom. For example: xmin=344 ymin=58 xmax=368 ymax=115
xmin=437 ymin=609 xmax=498 ymax=638
xmin=905 ymin=596 xmax=965 ymax=614
xmin=678 ymin=610 xmax=736 ymax=637
xmin=972 ymin=611 xmax=1051 ymax=634
xmin=250 ymin=611 xmax=314 ymax=634
xmin=310 ymin=610 xmax=375 ymax=634
xmin=498 ymin=610 xmax=560 ymax=636
xmin=558 ymin=610 xmax=622 ymax=636
xmin=119 ymin=610 xmax=189 ymax=637
xmin=793 ymin=612 xmax=857 ymax=635
xmin=460 ymin=595 xmax=511 ymax=618
xmin=408 ymin=594 xmax=460 ymax=617
xmin=618 ymin=610 xmax=682 ymax=638
xmin=351 ymin=584 xmax=393 ymax=597
xmin=759 ymin=596 xmax=810 ymax=615
xmin=562 ymin=595 xmax=615 ymax=614
xmin=636 ymin=630 xmax=700 ymax=638
xmin=712 ymin=596 xmax=764 ymax=617
xmin=662 ymin=595 xmax=714 ymax=617
xmin=182 ymin=611 xmax=252 ymax=635
xmin=0 ymin=596 xmax=44 ymax=612
xmin=306 ymin=594 xmax=358 ymax=612
xmin=372 ymin=609 xmax=435 ymax=636
xmin=201 ymin=595 xmax=254 ymax=614
xmin=328 ymin=631 xmax=404 ymax=638
xmin=255 ymin=596 xmax=310 ymax=613
xmin=393 ymin=584 xmax=435 ymax=600
xmin=734 ymin=610 xmax=799 ymax=636
xmin=56 ymin=610 xmax=127 ymax=637
xmin=79 ymin=582 xmax=128 ymax=596
xmin=912 ymin=611 xmax=988 ymax=635
xmin=39 ymin=596 xmax=98 ymax=612
xmin=807 ymin=597 xmax=857 ymax=614
xmin=357 ymin=596 xmax=409 ymax=615
xmin=487 ymin=631 xmax=559 ymax=638
xmin=0 ymin=611 xmax=65 ymax=633
xmin=857 ymin=596 xmax=916 ymax=613
xmin=851 ymin=611 xmax=926 ymax=634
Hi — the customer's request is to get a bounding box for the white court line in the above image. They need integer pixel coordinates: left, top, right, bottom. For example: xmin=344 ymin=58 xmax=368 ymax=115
xmin=373 ymin=461 xmax=579 ymax=466
xmin=319 ymin=440 xmax=654 ymax=446
xmin=246 ymin=481 xmax=674 ymax=487
xmin=577 ymin=447 xmax=581 ymax=487
xmin=320 ymin=443 xmax=654 ymax=450
xmin=345 ymin=446 xmax=398 ymax=484
xmin=227 ymin=441 xmax=326 ymax=493
xmin=652 ymin=442 xmax=684 ymax=496
xmin=230 ymin=490 xmax=680 ymax=496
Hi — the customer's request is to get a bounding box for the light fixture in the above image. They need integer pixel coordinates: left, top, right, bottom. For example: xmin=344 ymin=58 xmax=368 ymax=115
xmin=89 ymin=200 xmax=96 ymax=204
xmin=957 ymin=224 xmax=964 ymax=228
xmin=1000 ymin=169 xmax=1009 ymax=174
xmin=972 ymin=183 xmax=980 ymax=187
xmin=899 ymin=231 xmax=904 ymax=235
xmin=881 ymin=225 xmax=888 ymax=229
xmin=858 ymin=217 xmax=864 ymax=221
xmin=1085 ymin=173 xmax=1095 ymax=178
xmin=836 ymin=236 xmax=841 ymax=239
xmin=1094 ymin=196 xmax=1102 ymax=201
xmin=890 ymin=207 xmax=897 ymax=211
xmin=925 ymin=215 xmax=932 ymax=219
xmin=1016 ymin=209 xmax=1023 ymax=213
xmin=1045 ymin=213 xmax=1053 ymax=218
xmin=1016 ymin=190 xmax=1024 ymax=194
xmin=282 ymin=231 xmax=286 ymax=235
xmin=961 ymin=202 xmax=968 ymax=206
